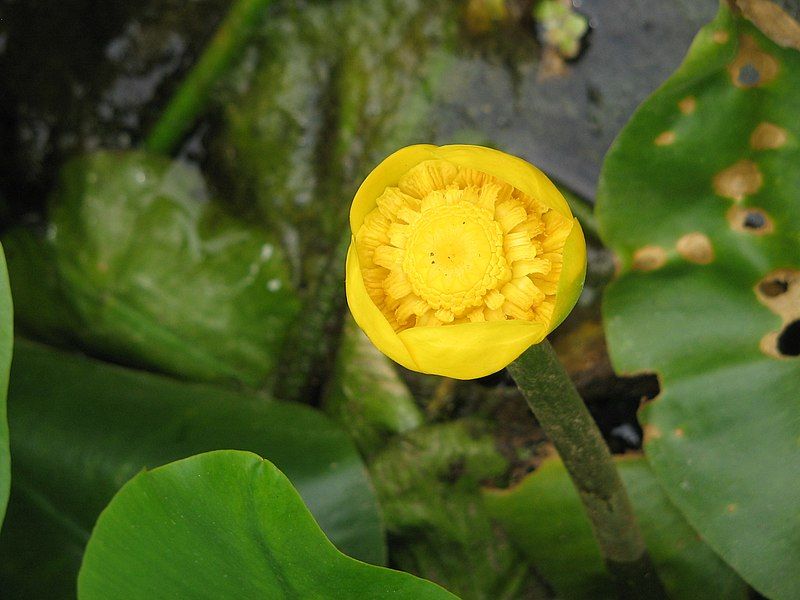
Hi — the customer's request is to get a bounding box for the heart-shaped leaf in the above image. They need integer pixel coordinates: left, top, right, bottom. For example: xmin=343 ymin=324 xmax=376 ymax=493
xmin=78 ymin=450 xmax=457 ymax=600
xmin=484 ymin=456 xmax=747 ymax=599
xmin=3 ymin=151 xmax=299 ymax=388
xmin=596 ymin=5 xmax=800 ymax=597
xmin=0 ymin=340 xmax=384 ymax=598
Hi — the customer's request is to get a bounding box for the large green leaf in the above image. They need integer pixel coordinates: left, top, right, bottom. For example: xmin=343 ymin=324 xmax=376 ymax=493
xmin=596 ymin=5 xmax=800 ymax=598
xmin=3 ymin=151 xmax=299 ymax=389
xmin=0 ymin=246 xmax=12 ymax=525
xmin=78 ymin=450 xmax=456 ymax=600
xmin=0 ymin=339 xmax=384 ymax=598
xmin=484 ymin=456 xmax=747 ymax=599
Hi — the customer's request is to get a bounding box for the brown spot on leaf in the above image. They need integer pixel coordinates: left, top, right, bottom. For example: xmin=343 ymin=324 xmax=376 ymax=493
xmin=735 ymin=0 xmax=800 ymax=50
xmin=757 ymin=270 xmax=799 ymax=317
xmin=632 ymin=246 xmax=667 ymax=271
xmin=713 ymin=159 xmax=763 ymax=201
xmin=678 ymin=96 xmax=696 ymax=115
xmin=676 ymin=232 xmax=714 ymax=264
xmin=750 ymin=122 xmax=788 ymax=150
xmin=759 ymin=277 xmax=789 ymax=298
xmin=726 ymin=503 xmax=738 ymax=514
xmin=713 ymin=29 xmax=730 ymax=44
xmin=727 ymin=206 xmax=773 ymax=234
xmin=654 ymin=131 xmax=676 ymax=146
xmin=756 ymin=269 xmax=800 ymax=359
xmin=728 ymin=34 xmax=779 ymax=88
xmin=673 ymin=428 xmax=685 ymax=438
xmin=643 ymin=424 xmax=662 ymax=442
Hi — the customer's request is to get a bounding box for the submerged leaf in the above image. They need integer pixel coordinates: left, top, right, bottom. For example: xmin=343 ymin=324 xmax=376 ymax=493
xmin=3 ymin=151 xmax=299 ymax=388
xmin=322 ymin=315 xmax=423 ymax=457
xmin=369 ymin=421 xmax=541 ymax=600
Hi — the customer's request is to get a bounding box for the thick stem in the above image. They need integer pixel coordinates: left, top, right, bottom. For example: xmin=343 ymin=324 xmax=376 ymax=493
xmin=144 ymin=0 xmax=272 ymax=155
xmin=507 ymin=341 xmax=667 ymax=600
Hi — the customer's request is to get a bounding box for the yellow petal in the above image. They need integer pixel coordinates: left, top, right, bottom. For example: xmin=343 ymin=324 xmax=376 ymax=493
xmin=350 ymin=145 xmax=438 ymax=233
xmin=399 ymin=319 xmax=547 ymax=379
xmin=549 ymin=218 xmax=586 ymax=332
xmin=433 ymin=145 xmax=572 ymax=218
xmin=345 ymin=243 xmax=418 ymax=371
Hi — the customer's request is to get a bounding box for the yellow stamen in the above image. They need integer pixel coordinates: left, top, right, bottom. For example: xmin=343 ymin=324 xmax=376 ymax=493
xmin=355 ymin=159 xmax=572 ymax=332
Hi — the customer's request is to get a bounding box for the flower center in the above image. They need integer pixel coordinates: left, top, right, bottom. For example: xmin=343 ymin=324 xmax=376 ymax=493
xmin=404 ymin=199 xmax=505 ymax=314
xmin=355 ymin=159 xmax=572 ymax=331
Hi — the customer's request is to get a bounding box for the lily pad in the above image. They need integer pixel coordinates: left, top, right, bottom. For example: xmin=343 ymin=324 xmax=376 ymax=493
xmin=0 ymin=246 xmax=12 ymax=525
xmin=0 ymin=339 xmax=384 ymax=598
xmin=484 ymin=456 xmax=747 ymax=599
xmin=78 ymin=450 xmax=456 ymax=600
xmin=3 ymin=151 xmax=299 ymax=388
xmin=596 ymin=5 xmax=800 ymax=598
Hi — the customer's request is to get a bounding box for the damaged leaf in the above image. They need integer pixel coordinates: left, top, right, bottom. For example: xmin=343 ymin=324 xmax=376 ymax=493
xmin=597 ymin=4 xmax=800 ymax=597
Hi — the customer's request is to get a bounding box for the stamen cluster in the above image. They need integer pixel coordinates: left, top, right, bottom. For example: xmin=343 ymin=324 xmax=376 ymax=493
xmin=355 ymin=159 xmax=572 ymax=332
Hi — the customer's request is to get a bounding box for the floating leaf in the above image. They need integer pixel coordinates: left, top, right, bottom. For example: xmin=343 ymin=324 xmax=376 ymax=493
xmin=0 ymin=246 xmax=11 ymax=524
xmin=484 ymin=456 xmax=747 ymax=599
xmin=3 ymin=151 xmax=299 ymax=388
xmin=596 ymin=5 xmax=800 ymax=598
xmin=0 ymin=340 xmax=384 ymax=598
xmin=78 ymin=450 xmax=456 ymax=600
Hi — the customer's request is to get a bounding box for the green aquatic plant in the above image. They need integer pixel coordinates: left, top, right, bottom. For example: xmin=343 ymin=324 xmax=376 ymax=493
xmin=597 ymin=4 xmax=800 ymax=598
xmin=3 ymin=152 xmax=299 ymax=388
xmin=78 ymin=451 xmax=455 ymax=599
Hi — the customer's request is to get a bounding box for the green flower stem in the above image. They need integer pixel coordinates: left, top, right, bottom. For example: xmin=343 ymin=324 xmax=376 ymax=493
xmin=508 ymin=341 xmax=667 ymax=600
xmin=144 ymin=0 xmax=272 ymax=155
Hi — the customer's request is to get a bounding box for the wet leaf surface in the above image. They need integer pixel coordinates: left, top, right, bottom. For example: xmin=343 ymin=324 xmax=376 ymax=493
xmin=3 ymin=151 xmax=299 ymax=388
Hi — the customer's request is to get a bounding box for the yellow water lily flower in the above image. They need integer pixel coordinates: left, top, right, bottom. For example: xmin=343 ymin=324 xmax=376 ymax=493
xmin=346 ymin=144 xmax=586 ymax=379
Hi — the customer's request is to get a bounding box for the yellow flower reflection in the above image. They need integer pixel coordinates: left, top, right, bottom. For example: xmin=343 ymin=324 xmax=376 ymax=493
xmin=346 ymin=145 xmax=586 ymax=379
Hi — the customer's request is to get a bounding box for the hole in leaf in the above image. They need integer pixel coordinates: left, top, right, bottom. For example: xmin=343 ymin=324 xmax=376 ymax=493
xmin=777 ymin=320 xmax=800 ymax=357
xmin=738 ymin=63 xmax=761 ymax=86
xmin=759 ymin=278 xmax=789 ymax=298
xmin=743 ymin=210 xmax=767 ymax=229
xmin=727 ymin=206 xmax=773 ymax=235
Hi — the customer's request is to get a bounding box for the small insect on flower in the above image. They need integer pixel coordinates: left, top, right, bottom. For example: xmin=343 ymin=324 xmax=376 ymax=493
xmin=346 ymin=144 xmax=586 ymax=379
